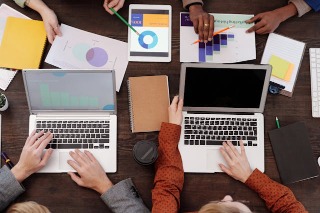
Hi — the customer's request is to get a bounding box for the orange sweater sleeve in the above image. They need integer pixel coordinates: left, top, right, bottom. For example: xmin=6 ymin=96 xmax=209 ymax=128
xmin=152 ymin=123 xmax=184 ymax=213
xmin=245 ymin=169 xmax=307 ymax=213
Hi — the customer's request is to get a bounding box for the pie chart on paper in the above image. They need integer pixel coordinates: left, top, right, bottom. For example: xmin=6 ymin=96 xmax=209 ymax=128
xmin=86 ymin=47 xmax=109 ymax=67
xmin=72 ymin=44 xmax=109 ymax=67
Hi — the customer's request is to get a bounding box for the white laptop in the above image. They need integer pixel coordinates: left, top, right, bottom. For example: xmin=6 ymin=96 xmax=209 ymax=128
xmin=22 ymin=70 xmax=117 ymax=173
xmin=178 ymin=63 xmax=271 ymax=173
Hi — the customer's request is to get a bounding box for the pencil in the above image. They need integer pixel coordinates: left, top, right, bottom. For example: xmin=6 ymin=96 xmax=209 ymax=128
xmin=275 ymin=117 xmax=281 ymax=129
xmin=191 ymin=25 xmax=235 ymax=45
xmin=109 ymin=8 xmax=140 ymax=36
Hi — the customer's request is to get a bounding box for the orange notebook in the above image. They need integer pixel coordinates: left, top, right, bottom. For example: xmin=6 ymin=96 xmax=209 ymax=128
xmin=128 ymin=75 xmax=170 ymax=133
xmin=0 ymin=17 xmax=46 ymax=69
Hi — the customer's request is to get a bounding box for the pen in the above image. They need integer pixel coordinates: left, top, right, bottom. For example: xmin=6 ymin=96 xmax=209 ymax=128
xmin=191 ymin=25 xmax=235 ymax=45
xmin=275 ymin=117 xmax=281 ymax=129
xmin=1 ymin=152 xmax=15 ymax=169
xmin=109 ymin=8 xmax=140 ymax=36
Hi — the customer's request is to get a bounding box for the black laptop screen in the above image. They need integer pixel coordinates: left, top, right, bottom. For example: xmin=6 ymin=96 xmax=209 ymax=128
xmin=184 ymin=67 xmax=266 ymax=108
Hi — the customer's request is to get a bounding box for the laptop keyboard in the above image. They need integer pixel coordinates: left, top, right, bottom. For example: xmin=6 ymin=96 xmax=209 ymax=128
xmin=184 ymin=116 xmax=258 ymax=146
xmin=36 ymin=120 xmax=110 ymax=149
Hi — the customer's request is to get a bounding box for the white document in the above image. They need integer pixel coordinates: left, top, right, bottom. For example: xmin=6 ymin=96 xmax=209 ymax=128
xmin=261 ymin=33 xmax=306 ymax=94
xmin=0 ymin=68 xmax=17 ymax=90
xmin=180 ymin=13 xmax=256 ymax=63
xmin=0 ymin=4 xmax=30 ymax=46
xmin=45 ymin=24 xmax=128 ymax=92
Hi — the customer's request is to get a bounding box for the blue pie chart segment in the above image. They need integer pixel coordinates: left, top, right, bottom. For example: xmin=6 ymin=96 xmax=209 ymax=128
xmin=138 ymin=31 xmax=158 ymax=49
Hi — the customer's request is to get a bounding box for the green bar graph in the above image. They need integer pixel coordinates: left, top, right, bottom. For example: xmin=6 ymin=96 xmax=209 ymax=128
xmin=89 ymin=97 xmax=99 ymax=107
xmin=40 ymin=84 xmax=51 ymax=107
xmin=51 ymin=92 xmax=60 ymax=107
xmin=61 ymin=92 xmax=70 ymax=106
xmin=70 ymin=96 xmax=79 ymax=107
xmin=39 ymin=83 xmax=99 ymax=108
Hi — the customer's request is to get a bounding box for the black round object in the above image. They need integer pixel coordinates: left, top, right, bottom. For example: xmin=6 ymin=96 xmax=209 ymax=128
xmin=133 ymin=141 xmax=158 ymax=166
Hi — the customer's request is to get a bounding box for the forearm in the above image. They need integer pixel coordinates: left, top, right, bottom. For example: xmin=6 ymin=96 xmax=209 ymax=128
xmin=182 ymin=0 xmax=203 ymax=10
xmin=26 ymin=0 xmax=51 ymax=16
xmin=152 ymin=123 xmax=184 ymax=212
xmin=245 ymin=169 xmax=307 ymax=212
xmin=273 ymin=3 xmax=298 ymax=22
xmin=0 ymin=166 xmax=25 ymax=211
xmin=100 ymin=178 xmax=150 ymax=213
xmin=289 ymin=0 xmax=312 ymax=17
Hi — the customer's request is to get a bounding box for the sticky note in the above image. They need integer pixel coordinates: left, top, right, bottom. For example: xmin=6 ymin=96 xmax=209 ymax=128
xmin=284 ymin=63 xmax=294 ymax=81
xmin=269 ymin=55 xmax=292 ymax=80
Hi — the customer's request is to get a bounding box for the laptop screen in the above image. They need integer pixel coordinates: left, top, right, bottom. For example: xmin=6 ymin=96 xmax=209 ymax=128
xmin=23 ymin=70 xmax=116 ymax=112
xmin=180 ymin=64 xmax=271 ymax=113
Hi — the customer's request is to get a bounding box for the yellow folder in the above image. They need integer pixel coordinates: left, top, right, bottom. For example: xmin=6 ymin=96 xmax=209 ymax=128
xmin=0 ymin=17 xmax=46 ymax=69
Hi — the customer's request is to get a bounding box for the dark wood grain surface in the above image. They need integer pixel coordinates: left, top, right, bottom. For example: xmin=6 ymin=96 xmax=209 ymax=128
xmin=0 ymin=0 xmax=319 ymax=212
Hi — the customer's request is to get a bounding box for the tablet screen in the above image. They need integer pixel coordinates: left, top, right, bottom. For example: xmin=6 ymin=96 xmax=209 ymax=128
xmin=129 ymin=7 xmax=170 ymax=60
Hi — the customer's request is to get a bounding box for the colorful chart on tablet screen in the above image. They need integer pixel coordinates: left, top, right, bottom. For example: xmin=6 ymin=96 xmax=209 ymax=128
xmin=130 ymin=10 xmax=169 ymax=57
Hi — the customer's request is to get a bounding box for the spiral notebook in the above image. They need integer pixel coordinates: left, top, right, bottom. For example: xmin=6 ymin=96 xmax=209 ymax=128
xmin=0 ymin=17 xmax=46 ymax=69
xmin=127 ymin=75 xmax=170 ymax=133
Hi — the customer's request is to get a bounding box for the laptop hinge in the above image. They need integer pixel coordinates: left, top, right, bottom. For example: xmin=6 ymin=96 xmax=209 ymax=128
xmin=187 ymin=111 xmax=256 ymax=116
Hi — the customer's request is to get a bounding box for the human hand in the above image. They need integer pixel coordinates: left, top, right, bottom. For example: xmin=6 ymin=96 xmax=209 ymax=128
xmin=168 ymin=96 xmax=183 ymax=126
xmin=39 ymin=8 xmax=62 ymax=44
xmin=103 ymin=0 xmax=125 ymax=15
xmin=219 ymin=141 xmax=253 ymax=183
xmin=67 ymin=150 xmax=113 ymax=195
xmin=246 ymin=4 xmax=297 ymax=34
xmin=246 ymin=10 xmax=283 ymax=34
xmin=11 ymin=130 xmax=53 ymax=183
xmin=189 ymin=4 xmax=214 ymax=43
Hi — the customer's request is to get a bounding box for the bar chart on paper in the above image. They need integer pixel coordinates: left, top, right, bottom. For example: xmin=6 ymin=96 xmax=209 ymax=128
xmin=199 ymin=33 xmax=235 ymax=62
xmin=180 ymin=13 xmax=256 ymax=63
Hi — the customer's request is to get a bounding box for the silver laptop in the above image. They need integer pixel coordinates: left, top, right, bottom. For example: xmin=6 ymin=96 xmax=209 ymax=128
xmin=179 ymin=63 xmax=271 ymax=173
xmin=22 ymin=70 xmax=117 ymax=173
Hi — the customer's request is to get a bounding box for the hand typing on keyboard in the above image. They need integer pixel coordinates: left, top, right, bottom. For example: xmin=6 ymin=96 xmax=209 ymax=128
xmin=219 ymin=141 xmax=253 ymax=183
xmin=11 ymin=130 xmax=53 ymax=183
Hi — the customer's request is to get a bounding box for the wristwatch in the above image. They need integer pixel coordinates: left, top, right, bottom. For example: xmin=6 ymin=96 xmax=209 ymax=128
xmin=13 ymin=0 xmax=30 ymax=8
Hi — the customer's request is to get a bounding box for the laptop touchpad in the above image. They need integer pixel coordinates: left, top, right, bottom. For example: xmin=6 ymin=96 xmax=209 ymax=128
xmin=59 ymin=152 xmax=73 ymax=171
xmin=206 ymin=149 xmax=227 ymax=172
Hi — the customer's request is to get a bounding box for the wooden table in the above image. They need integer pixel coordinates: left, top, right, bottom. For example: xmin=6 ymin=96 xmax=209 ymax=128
xmin=1 ymin=0 xmax=319 ymax=212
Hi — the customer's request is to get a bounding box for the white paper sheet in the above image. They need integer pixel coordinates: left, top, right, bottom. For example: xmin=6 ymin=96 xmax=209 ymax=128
xmin=0 ymin=68 xmax=17 ymax=91
xmin=0 ymin=4 xmax=29 ymax=46
xmin=261 ymin=33 xmax=306 ymax=93
xmin=45 ymin=24 xmax=128 ymax=92
xmin=180 ymin=13 xmax=256 ymax=63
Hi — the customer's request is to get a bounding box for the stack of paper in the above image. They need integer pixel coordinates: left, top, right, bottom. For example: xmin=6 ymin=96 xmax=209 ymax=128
xmin=261 ymin=33 xmax=306 ymax=97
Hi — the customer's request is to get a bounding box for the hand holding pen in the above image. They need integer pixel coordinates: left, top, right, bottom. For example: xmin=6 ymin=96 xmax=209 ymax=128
xmin=1 ymin=152 xmax=14 ymax=169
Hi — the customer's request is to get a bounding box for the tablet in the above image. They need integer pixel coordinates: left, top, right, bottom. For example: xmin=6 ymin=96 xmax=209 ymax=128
xmin=128 ymin=4 xmax=171 ymax=62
